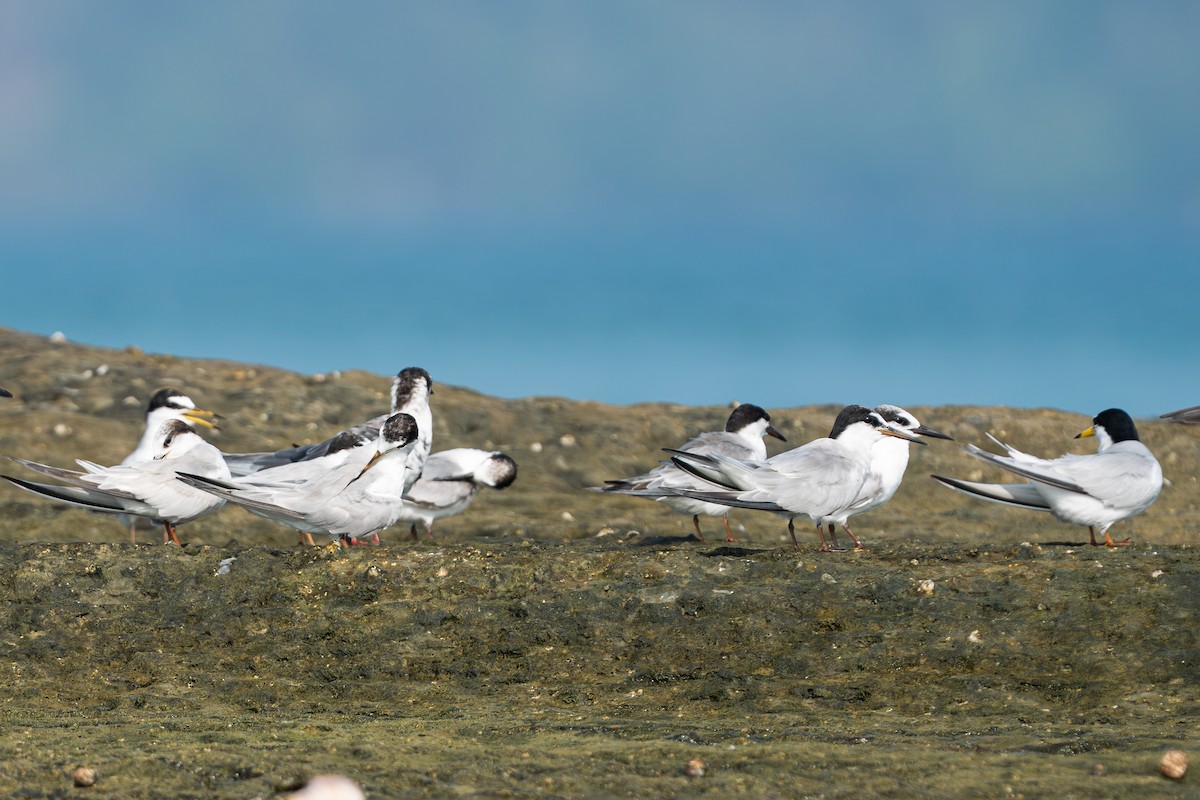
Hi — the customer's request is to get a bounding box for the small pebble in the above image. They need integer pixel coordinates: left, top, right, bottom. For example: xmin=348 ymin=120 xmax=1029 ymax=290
xmin=73 ymin=766 xmax=96 ymax=787
xmin=683 ymin=757 xmax=707 ymax=777
xmin=1160 ymin=749 xmax=1188 ymax=780
xmin=917 ymin=579 xmax=935 ymax=596
xmin=1090 ymin=762 xmax=1105 ymax=777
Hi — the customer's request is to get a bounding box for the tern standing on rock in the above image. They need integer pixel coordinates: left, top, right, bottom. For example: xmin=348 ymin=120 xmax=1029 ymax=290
xmin=4 ymin=419 xmax=230 ymax=544
xmin=932 ymin=408 xmax=1162 ymax=547
xmin=116 ymin=388 xmax=221 ymax=541
xmin=591 ymin=403 xmax=786 ymax=542
xmin=178 ymin=413 xmax=420 ymax=547
xmin=396 ymin=448 xmax=518 ymax=541
xmin=221 ymin=367 xmax=434 ymax=543
xmin=666 ymin=405 xmax=923 ymax=550
xmin=814 ymin=404 xmax=952 ymax=550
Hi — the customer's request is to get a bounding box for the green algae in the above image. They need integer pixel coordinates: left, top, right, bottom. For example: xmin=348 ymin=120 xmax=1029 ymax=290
xmin=0 ymin=540 xmax=1193 ymax=798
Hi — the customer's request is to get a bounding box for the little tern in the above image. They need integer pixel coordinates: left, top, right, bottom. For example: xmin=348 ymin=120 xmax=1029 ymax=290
xmin=815 ymin=405 xmax=951 ymax=550
xmin=4 ymin=419 xmax=230 ymax=544
xmin=590 ymin=403 xmax=785 ymax=542
xmin=178 ymin=413 xmax=420 ymax=546
xmin=667 ymin=405 xmax=923 ymax=550
xmin=223 ymin=367 xmax=433 ymax=500
xmin=932 ymin=408 xmax=1162 ymax=547
xmin=395 ymin=448 xmax=518 ymax=541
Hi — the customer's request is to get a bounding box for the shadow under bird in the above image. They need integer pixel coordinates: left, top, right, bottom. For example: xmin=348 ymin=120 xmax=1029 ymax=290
xmin=4 ymin=419 xmax=230 ymax=544
xmin=590 ymin=403 xmax=785 ymax=542
xmin=395 ymin=448 xmax=518 ymax=541
xmin=666 ymin=405 xmax=923 ymax=550
xmin=931 ymin=408 xmax=1162 ymax=547
xmin=177 ymin=412 xmax=420 ymax=547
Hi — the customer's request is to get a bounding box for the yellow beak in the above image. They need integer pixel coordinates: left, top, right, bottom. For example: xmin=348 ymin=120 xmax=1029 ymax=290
xmin=182 ymin=408 xmax=220 ymax=430
xmin=1074 ymin=425 xmax=1096 ymax=440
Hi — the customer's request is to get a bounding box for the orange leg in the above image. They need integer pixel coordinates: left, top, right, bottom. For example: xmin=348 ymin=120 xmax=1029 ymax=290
xmin=721 ymin=515 xmax=737 ymax=543
xmin=162 ymin=522 xmax=181 ymax=545
xmin=1089 ymin=526 xmax=1131 ymax=547
xmin=841 ymin=524 xmax=866 ymax=550
xmin=691 ymin=515 xmax=706 ymax=542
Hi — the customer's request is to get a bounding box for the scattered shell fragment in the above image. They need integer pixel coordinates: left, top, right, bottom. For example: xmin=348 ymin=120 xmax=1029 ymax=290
xmin=683 ymin=757 xmax=707 ymax=777
xmin=52 ymin=423 xmax=72 ymax=438
xmin=1160 ymin=749 xmax=1188 ymax=780
xmin=530 ymin=442 xmax=543 ymax=453
xmin=917 ymin=579 xmax=935 ymax=596
xmin=820 ymin=573 xmax=837 ymax=585
xmin=1151 ymin=570 xmax=1165 ymax=579
xmin=559 ymin=434 xmax=576 ymax=447
xmin=436 ymin=566 xmax=450 ymax=578
xmin=967 ymin=629 xmax=983 ymax=644
xmin=73 ymin=766 xmax=96 ymax=787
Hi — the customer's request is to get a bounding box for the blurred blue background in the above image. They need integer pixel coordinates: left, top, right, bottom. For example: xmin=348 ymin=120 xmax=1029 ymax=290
xmin=2 ymin=2 xmax=1197 ymax=416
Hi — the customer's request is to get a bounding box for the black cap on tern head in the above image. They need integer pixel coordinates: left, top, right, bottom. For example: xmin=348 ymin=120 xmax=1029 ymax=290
xmin=382 ymin=412 xmax=420 ymax=447
xmin=828 ymin=405 xmax=878 ymax=438
xmin=1089 ymin=408 xmax=1140 ymax=443
xmin=148 ymin=388 xmax=191 ymax=413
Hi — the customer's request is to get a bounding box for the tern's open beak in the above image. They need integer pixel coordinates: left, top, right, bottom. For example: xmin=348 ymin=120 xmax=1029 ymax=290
xmin=880 ymin=426 xmax=927 ymax=445
xmin=182 ymin=408 xmax=221 ymax=431
xmin=1074 ymin=425 xmax=1096 ymax=440
xmin=913 ymin=424 xmax=953 ymax=441
xmin=766 ymin=425 xmax=787 ymax=442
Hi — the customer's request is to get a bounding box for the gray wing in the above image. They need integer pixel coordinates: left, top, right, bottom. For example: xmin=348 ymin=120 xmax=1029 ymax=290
xmin=223 ymin=415 xmax=385 ymax=476
xmin=3 ymin=475 xmax=152 ymax=516
xmin=930 ymin=475 xmax=1053 ymax=511
xmin=1049 ymin=446 xmax=1162 ymax=509
xmin=176 ymin=473 xmax=309 ymax=524
xmin=1161 ymin=405 xmax=1200 ymax=424
xmin=404 ymin=477 xmax=477 ymax=511
xmin=963 ymin=444 xmax=1087 ymax=494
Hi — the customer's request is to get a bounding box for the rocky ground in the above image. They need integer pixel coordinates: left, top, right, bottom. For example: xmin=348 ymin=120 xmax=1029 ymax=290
xmin=0 ymin=327 xmax=1196 ymax=798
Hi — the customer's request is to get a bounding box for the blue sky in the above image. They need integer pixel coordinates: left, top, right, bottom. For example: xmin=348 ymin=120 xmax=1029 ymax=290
xmin=2 ymin=2 xmax=1197 ymax=417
